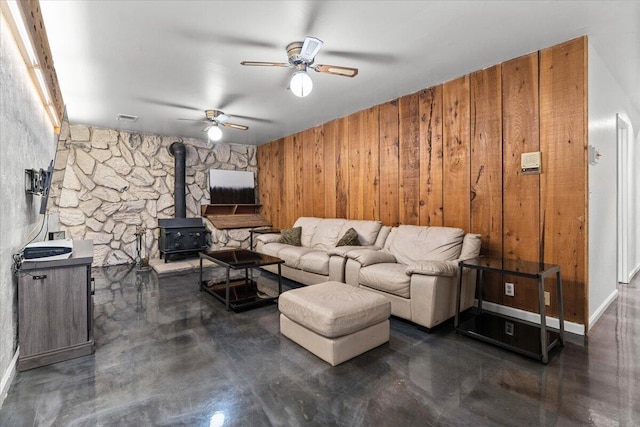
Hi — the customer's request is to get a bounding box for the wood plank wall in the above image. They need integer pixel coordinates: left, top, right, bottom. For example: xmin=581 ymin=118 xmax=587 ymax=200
xmin=257 ymin=36 xmax=588 ymax=325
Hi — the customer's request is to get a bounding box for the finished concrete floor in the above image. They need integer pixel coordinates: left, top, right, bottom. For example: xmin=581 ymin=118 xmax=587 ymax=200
xmin=1 ymin=264 xmax=638 ymax=426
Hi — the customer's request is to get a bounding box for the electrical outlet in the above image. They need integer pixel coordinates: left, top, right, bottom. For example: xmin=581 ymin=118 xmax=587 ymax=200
xmin=505 ymin=321 xmax=514 ymax=336
xmin=505 ymin=282 xmax=515 ymax=297
xmin=544 ymin=291 xmax=550 ymax=306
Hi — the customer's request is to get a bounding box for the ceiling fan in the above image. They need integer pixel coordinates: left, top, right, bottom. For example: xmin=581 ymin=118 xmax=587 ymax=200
xmin=241 ymin=36 xmax=358 ymax=97
xmin=179 ymin=109 xmax=248 ymax=141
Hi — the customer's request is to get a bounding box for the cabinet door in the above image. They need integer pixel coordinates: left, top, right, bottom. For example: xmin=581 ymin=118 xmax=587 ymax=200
xmin=19 ymin=265 xmax=88 ymax=356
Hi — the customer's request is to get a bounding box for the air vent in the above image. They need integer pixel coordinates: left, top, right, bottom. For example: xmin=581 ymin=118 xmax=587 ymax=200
xmin=116 ymin=113 xmax=138 ymax=122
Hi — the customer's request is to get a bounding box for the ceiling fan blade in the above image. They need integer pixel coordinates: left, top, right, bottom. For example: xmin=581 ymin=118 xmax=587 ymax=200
xmin=202 ymin=125 xmax=213 ymax=132
xmin=313 ymin=64 xmax=359 ymax=77
xmin=179 ymin=118 xmax=209 ymax=123
xmin=220 ymin=122 xmax=249 ymax=131
xmin=240 ymin=61 xmax=291 ymax=67
xmin=300 ymin=36 xmax=323 ymax=61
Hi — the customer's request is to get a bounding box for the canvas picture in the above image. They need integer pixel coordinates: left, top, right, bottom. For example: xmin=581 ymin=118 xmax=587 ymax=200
xmin=209 ymin=169 xmax=255 ymax=204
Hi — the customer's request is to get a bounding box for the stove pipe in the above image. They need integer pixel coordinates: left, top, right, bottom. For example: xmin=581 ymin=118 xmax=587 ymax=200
xmin=169 ymin=141 xmax=186 ymax=218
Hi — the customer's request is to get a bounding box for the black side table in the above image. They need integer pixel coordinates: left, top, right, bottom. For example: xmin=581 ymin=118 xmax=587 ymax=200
xmin=455 ymin=257 xmax=564 ymax=363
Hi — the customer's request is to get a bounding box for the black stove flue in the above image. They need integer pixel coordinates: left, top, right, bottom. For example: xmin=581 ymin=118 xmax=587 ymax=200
xmin=158 ymin=142 xmax=208 ymax=262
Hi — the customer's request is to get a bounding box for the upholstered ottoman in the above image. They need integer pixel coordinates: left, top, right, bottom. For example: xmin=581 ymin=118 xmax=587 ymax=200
xmin=278 ymin=281 xmax=391 ymax=366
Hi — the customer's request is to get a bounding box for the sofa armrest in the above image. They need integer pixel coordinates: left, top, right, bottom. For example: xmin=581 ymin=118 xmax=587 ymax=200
xmin=256 ymin=233 xmax=281 ymax=245
xmin=346 ymin=249 xmax=396 ymax=267
xmin=327 ymin=245 xmax=380 ymax=257
xmin=405 ymin=260 xmax=459 ymax=277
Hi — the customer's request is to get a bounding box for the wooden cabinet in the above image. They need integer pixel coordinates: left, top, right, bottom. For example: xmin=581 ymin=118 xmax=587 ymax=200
xmin=18 ymin=240 xmax=94 ymax=371
xmin=201 ymin=204 xmax=271 ymax=229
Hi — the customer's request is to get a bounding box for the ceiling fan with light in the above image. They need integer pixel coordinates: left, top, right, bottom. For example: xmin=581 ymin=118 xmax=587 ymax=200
xmin=241 ymin=36 xmax=358 ymax=97
xmin=178 ymin=109 xmax=248 ymax=141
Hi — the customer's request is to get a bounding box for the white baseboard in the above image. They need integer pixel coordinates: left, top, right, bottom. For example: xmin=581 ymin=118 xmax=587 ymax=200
xmin=477 ymin=300 xmax=585 ymax=336
xmin=0 ymin=348 xmax=19 ymax=409
xmin=629 ymin=264 xmax=640 ymax=282
xmin=588 ymin=289 xmax=619 ymax=332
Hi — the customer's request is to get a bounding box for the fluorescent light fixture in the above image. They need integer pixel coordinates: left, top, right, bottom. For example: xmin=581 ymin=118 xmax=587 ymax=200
xmin=6 ymin=0 xmax=38 ymax=66
xmin=290 ymin=71 xmax=313 ymax=97
xmin=207 ymin=125 xmax=222 ymax=141
xmin=34 ymin=67 xmax=52 ymax=104
xmin=48 ymin=105 xmax=59 ymax=126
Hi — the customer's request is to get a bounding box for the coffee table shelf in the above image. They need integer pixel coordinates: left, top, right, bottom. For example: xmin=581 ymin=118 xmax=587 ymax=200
xmin=199 ymin=249 xmax=284 ymax=312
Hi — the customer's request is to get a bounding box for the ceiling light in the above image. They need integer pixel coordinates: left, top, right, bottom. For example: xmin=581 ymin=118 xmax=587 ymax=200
xmin=290 ymin=71 xmax=313 ymax=97
xmin=207 ymin=125 xmax=222 ymax=141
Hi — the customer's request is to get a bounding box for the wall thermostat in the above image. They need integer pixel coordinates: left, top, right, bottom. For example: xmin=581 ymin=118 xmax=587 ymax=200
xmin=521 ymin=151 xmax=541 ymax=175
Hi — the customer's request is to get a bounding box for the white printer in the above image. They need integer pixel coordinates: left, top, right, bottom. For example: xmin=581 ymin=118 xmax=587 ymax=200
xmin=23 ymin=239 xmax=73 ymax=261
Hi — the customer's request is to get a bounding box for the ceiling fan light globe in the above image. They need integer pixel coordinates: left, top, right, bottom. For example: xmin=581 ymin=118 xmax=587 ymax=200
xmin=207 ymin=125 xmax=223 ymax=141
xmin=290 ymin=71 xmax=313 ymax=97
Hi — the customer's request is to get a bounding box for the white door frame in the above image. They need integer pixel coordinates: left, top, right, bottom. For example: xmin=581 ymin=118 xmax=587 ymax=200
xmin=617 ymin=113 xmax=630 ymax=284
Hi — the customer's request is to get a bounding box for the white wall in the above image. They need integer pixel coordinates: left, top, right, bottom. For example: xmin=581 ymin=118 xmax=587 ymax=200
xmin=588 ymin=42 xmax=640 ymax=330
xmin=0 ymin=13 xmax=57 ymax=403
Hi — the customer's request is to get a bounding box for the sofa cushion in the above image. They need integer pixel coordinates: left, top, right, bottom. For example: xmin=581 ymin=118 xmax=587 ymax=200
xmin=359 ymin=263 xmax=411 ymax=298
xmin=310 ymin=219 xmax=346 ymax=250
xmin=405 ymin=260 xmax=458 ymax=277
xmin=341 ymin=220 xmax=383 ymax=246
xmin=299 ymin=251 xmax=331 ymax=275
xmin=384 ymin=225 xmax=465 ymax=265
xmin=336 ymin=227 xmax=360 ymax=246
xmin=277 ymin=246 xmax=318 ymax=268
xmin=260 ymin=242 xmax=290 ymax=258
xmin=458 ymin=233 xmax=482 ymax=260
xmin=293 ymin=217 xmax=323 ymax=247
xmin=279 ymin=227 xmax=302 ymax=246
xmin=278 ymin=281 xmax=391 ymax=338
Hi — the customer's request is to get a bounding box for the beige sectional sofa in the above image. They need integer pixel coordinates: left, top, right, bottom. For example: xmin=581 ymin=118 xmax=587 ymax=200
xmin=343 ymin=225 xmax=481 ymax=329
xmin=255 ymin=217 xmax=391 ymax=285
xmin=257 ymin=218 xmax=480 ymax=330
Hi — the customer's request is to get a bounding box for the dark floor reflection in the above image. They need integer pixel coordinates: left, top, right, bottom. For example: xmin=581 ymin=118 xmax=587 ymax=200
xmin=1 ymin=264 xmax=638 ymax=426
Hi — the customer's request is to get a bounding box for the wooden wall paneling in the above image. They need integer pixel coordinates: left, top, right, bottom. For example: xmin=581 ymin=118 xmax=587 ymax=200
xmin=363 ymin=106 xmax=380 ymax=220
xmin=442 ymin=76 xmax=471 ymax=230
xmin=379 ymin=100 xmax=400 ymax=226
xmin=347 ymin=108 xmax=378 ymax=221
xmin=256 ymin=144 xmax=272 ymax=224
xmin=282 ymin=135 xmax=296 ymax=226
xmin=540 ymin=37 xmax=587 ymax=324
xmin=267 ymin=139 xmax=282 ymax=227
xmin=275 ymin=138 xmax=286 ymax=226
xmin=398 ymin=93 xmax=421 ymax=225
xmin=501 ymin=53 xmax=541 ymax=312
xmin=301 ymin=128 xmax=316 ymax=217
xmin=323 ymin=121 xmax=337 ymax=218
xmin=419 ymin=86 xmax=444 ymax=226
xmin=335 ymin=117 xmax=350 ymax=219
xmin=470 ymin=66 xmax=503 ymax=304
xmin=312 ymin=126 xmax=325 ymax=218
xmin=293 ymin=133 xmax=304 ymax=222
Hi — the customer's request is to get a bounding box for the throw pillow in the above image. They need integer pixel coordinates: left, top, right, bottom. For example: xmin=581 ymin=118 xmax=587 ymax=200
xmin=336 ymin=227 xmax=360 ymax=246
xmin=279 ymin=227 xmax=302 ymax=246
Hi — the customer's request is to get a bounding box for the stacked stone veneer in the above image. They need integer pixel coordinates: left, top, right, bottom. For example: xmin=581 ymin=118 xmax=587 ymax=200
xmin=49 ymin=124 xmax=257 ymax=266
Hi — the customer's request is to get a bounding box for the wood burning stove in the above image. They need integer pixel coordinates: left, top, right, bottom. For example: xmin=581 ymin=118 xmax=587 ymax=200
xmin=158 ymin=142 xmax=208 ymax=262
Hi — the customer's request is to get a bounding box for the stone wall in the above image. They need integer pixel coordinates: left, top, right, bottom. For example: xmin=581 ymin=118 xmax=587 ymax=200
xmin=50 ymin=125 xmax=257 ymax=266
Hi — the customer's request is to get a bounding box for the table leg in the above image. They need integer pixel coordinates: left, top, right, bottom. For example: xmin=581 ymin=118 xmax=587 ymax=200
xmin=557 ymin=270 xmax=565 ymax=345
xmin=454 ymin=264 xmax=463 ymax=329
xmin=225 ymin=266 xmax=231 ymax=311
xmin=199 ymin=256 xmax=203 ymax=291
xmin=278 ymin=264 xmax=282 ymax=296
xmin=477 ymin=270 xmax=484 ymax=314
xmin=539 ymin=276 xmax=548 ymax=363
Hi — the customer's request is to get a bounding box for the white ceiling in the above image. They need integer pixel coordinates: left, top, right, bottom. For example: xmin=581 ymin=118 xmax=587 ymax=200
xmin=40 ymin=1 xmax=640 ymax=146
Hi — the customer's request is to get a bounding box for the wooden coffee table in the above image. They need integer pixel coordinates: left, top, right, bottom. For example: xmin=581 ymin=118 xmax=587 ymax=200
xmin=199 ymin=249 xmax=284 ymax=311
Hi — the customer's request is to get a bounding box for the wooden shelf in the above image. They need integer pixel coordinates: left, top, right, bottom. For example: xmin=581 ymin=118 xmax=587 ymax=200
xmin=201 ymin=204 xmax=271 ymax=229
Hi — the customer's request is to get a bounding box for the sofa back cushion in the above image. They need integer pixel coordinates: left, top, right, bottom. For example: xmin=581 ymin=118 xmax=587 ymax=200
xmin=293 ymin=217 xmax=323 ymax=247
xmin=340 ymin=220 xmax=383 ymax=246
xmin=383 ymin=225 xmax=465 ymax=265
xmin=310 ymin=219 xmax=347 ymax=250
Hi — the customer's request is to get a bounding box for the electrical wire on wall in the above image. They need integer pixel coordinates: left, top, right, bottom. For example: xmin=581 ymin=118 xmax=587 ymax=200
xmin=12 ymin=212 xmax=49 ymax=276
